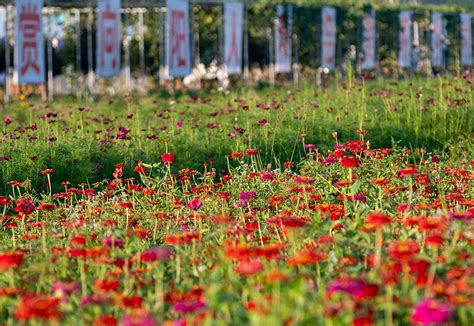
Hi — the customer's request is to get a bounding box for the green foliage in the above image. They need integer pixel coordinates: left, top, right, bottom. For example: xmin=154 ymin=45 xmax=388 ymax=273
xmin=0 ymin=76 xmax=472 ymax=193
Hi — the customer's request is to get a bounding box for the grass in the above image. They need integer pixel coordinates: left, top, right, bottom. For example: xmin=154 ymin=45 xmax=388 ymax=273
xmin=0 ymin=76 xmax=472 ymax=193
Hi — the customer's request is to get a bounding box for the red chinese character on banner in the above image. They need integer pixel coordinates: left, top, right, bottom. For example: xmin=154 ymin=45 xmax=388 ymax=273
xmin=170 ymin=10 xmax=187 ymax=68
xmin=226 ymin=10 xmax=240 ymax=65
xmin=19 ymin=2 xmax=41 ymax=76
xmin=363 ymin=15 xmax=374 ymax=31
xmin=277 ymin=14 xmax=288 ymax=58
xmin=100 ymin=4 xmax=118 ymax=68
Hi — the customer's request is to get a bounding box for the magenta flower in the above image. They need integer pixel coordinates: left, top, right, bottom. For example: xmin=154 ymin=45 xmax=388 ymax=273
xmin=172 ymin=300 xmax=206 ymax=314
xmin=187 ymin=196 xmax=203 ymax=210
xmin=411 ymin=298 xmax=452 ymax=325
xmin=261 ymin=171 xmax=276 ymax=181
xmin=141 ymin=246 xmax=174 ymax=262
xmin=239 ymin=191 xmax=257 ymax=200
xmin=327 ymin=277 xmax=365 ymax=298
xmin=102 ymin=236 xmax=124 ymax=249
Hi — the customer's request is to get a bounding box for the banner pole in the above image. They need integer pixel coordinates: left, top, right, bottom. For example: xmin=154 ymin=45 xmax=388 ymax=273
xmin=47 ymin=3 xmax=54 ymax=101
xmin=138 ymin=9 xmax=145 ymax=87
xmin=158 ymin=0 xmax=166 ymax=86
xmin=124 ymin=10 xmax=131 ymax=92
xmin=268 ymin=26 xmax=274 ymax=85
xmin=87 ymin=5 xmax=94 ymax=95
xmin=243 ymin=3 xmax=249 ymax=87
xmin=75 ymin=9 xmax=81 ymax=98
xmin=218 ymin=3 xmax=224 ymax=89
xmin=4 ymin=5 xmax=10 ymax=103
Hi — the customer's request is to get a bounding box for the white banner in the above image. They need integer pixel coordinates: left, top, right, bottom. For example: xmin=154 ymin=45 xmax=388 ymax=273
xmin=275 ymin=5 xmax=291 ymax=73
xmin=432 ymin=13 xmax=443 ymax=67
xmin=461 ymin=13 xmax=472 ymax=66
xmin=224 ymin=2 xmax=243 ymax=75
xmin=361 ymin=9 xmax=376 ymax=70
xmin=398 ymin=10 xmax=412 ymax=68
xmin=97 ymin=0 xmax=121 ymax=78
xmin=0 ymin=7 xmax=6 ymax=40
xmin=15 ymin=0 xmax=45 ymax=84
xmin=321 ymin=6 xmax=336 ymax=70
xmin=166 ymin=0 xmax=191 ymax=77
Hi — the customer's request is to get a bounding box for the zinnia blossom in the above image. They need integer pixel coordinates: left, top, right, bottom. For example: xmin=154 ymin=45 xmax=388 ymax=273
xmin=172 ymin=300 xmax=206 ymax=314
xmin=398 ymin=167 xmax=417 ymax=177
xmin=121 ymin=311 xmax=157 ymax=326
xmin=0 ymin=251 xmax=24 ymax=271
xmin=341 ymin=156 xmax=360 ymax=168
xmin=14 ymin=294 xmax=61 ymax=321
xmin=14 ymin=197 xmax=35 ymax=215
xmin=411 ymin=298 xmax=452 ymax=325
xmin=234 ymin=259 xmax=263 ymax=276
xmin=364 ymin=212 xmax=392 ymax=229
xmin=186 ymin=196 xmax=203 ymax=210
xmin=388 ymin=240 xmax=420 ymax=260
xmin=161 ymin=152 xmax=176 ymax=165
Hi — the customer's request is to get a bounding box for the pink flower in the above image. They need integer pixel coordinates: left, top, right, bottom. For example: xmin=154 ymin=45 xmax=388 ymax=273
xmin=239 ymin=192 xmax=257 ymax=200
xmin=141 ymin=246 xmax=174 ymax=262
xmin=121 ymin=311 xmax=157 ymax=326
xmin=176 ymin=120 xmax=183 ymax=127
xmin=327 ymin=277 xmax=365 ymax=298
xmin=187 ymin=196 xmax=203 ymax=210
xmin=172 ymin=300 xmax=206 ymax=314
xmin=294 ymin=175 xmax=314 ymax=184
xmin=411 ymin=298 xmax=452 ymax=325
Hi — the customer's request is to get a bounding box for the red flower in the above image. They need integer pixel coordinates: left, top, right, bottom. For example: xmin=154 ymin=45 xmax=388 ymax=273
xmin=245 ymin=148 xmax=258 ymax=156
xmin=94 ymin=279 xmax=120 ymax=292
xmin=94 ymin=315 xmax=117 ymax=326
xmin=388 ymin=240 xmax=420 ymax=260
xmin=364 ymin=212 xmax=392 ymax=229
xmin=161 ymin=152 xmax=176 ymax=165
xmin=234 ymin=259 xmax=263 ymax=276
xmin=14 ymin=294 xmax=61 ymax=321
xmin=134 ymin=162 xmax=148 ymax=174
xmin=398 ymin=167 xmax=417 ymax=177
xmin=230 ymin=151 xmax=243 ymax=160
xmin=37 ymin=203 xmax=56 ymax=211
xmin=0 ymin=196 xmax=11 ymax=206
xmin=165 ymin=232 xmax=201 ymax=246
xmin=345 ymin=140 xmax=366 ymax=154
xmin=294 ymin=175 xmax=314 ymax=184
xmin=0 ymin=251 xmax=25 ymax=271
xmin=284 ymin=161 xmax=294 ymax=168
xmin=40 ymin=168 xmax=55 ymax=175
xmin=14 ymin=198 xmax=35 ymax=215
xmin=341 ymin=156 xmax=360 ymax=168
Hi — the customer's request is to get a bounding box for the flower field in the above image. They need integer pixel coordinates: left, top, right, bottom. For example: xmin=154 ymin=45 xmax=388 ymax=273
xmin=0 ymin=76 xmax=473 ymax=325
